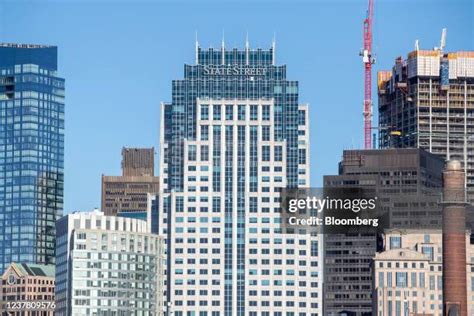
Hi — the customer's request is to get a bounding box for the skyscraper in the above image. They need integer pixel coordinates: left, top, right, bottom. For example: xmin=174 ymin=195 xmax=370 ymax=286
xmin=378 ymin=49 xmax=474 ymax=201
xmin=101 ymin=147 xmax=159 ymax=218
xmin=0 ymin=44 xmax=65 ymax=272
xmin=158 ymin=40 xmax=322 ymax=315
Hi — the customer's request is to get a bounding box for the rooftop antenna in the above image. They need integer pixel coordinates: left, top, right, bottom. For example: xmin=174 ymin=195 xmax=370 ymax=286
xmin=415 ymin=39 xmax=420 ymax=51
xmin=440 ymin=28 xmax=447 ymax=52
xmin=434 ymin=28 xmax=447 ymax=52
xmin=195 ymin=31 xmax=199 ymax=65
xmin=245 ymin=32 xmax=250 ymax=65
xmin=221 ymin=30 xmax=225 ymax=65
xmin=272 ymin=33 xmax=276 ymax=66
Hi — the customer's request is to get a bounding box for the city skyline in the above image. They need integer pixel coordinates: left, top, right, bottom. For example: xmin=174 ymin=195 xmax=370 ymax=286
xmin=0 ymin=0 xmax=471 ymax=213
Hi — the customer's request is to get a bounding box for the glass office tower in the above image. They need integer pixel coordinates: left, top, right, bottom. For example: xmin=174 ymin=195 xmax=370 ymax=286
xmin=0 ymin=44 xmax=65 ymax=272
xmin=159 ymin=41 xmax=322 ymax=316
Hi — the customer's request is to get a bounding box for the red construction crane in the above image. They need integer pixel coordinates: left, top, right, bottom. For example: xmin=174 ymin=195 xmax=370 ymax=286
xmin=361 ymin=0 xmax=375 ymax=149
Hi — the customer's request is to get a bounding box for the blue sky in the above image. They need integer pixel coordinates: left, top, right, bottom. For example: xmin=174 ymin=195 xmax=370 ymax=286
xmin=0 ymin=0 xmax=472 ymax=212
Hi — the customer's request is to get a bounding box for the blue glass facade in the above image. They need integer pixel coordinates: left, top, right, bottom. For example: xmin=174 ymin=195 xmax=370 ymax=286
xmin=0 ymin=44 xmax=64 ymax=272
xmin=163 ymin=45 xmax=300 ymax=192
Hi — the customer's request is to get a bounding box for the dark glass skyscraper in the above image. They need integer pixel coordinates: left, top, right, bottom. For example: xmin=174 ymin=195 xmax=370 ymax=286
xmin=0 ymin=44 xmax=65 ymax=272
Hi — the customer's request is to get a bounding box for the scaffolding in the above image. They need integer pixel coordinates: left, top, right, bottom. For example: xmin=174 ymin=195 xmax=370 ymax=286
xmin=378 ymin=50 xmax=474 ymax=201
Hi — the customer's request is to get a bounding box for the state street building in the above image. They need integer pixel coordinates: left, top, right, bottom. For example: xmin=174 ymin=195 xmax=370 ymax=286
xmin=158 ymin=40 xmax=322 ymax=316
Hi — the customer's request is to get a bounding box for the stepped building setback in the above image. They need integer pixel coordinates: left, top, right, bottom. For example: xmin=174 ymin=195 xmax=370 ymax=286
xmin=158 ymin=40 xmax=322 ymax=316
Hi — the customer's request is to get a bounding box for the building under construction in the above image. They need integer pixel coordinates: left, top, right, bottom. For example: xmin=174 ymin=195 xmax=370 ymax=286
xmin=378 ymin=49 xmax=474 ymax=201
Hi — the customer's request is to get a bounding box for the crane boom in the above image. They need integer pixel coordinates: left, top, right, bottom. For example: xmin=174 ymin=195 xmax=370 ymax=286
xmin=362 ymin=0 xmax=374 ymax=149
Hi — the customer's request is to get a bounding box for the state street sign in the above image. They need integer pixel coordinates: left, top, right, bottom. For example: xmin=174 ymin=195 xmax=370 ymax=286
xmin=202 ymin=65 xmax=268 ymax=77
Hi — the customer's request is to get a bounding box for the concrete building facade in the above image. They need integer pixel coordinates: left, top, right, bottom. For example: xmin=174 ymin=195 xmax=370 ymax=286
xmin=54 ymin=210 xmax=165 ymax=316
xmin=373 ymin=230 xmax=474 ymax=316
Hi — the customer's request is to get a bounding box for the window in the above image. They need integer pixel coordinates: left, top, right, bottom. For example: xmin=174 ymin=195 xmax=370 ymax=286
xmin=424 ymin=234 xmax=430 ymax=243
xmin=262 ymin=146 xmax=270 ymax=161
xmin=262 ymin=105 xmax=270 ymax=120
xmin=422 ymin=246 xmax=434 ymax=261
xmin=200 ymin=145 xmax=209 ymax=161
xmin=298 ymin=149 xmax=306 ymax=164
xmin=396 ymin=272 xmax=407 ymax=287
xmin=250 ymin=105 xmax=258 ymax=120
xmin=201 ymin=105 xmax=209 ymax=120
xmin=378 ymin=272 xmax=384 ymax=288
xmin=429 ymin=275 xmax=435 ymax=290
xmin=188 ymin=145 xmax=196 ymax=161
xmin=311 ymin=241 xmax=318 ymax=256
xmin=395 ymin=301 xmax=401 ymax=316
xmin=298 ymin=110 xmax=306 ymax=126
xmin=201 ymin=125 xmax=209 ymax=141
xmin=262 ymin=126 xmax=270 ymax=141
xmin=390 ymin=236 xmax=402 ymax=249
xmin=411 ymin=272 xmax=417 ymax=287
xmin=275 ymin=146 xmax=283 ymax=161
xmin=419 ymin=272 xmax=425 ymax=287
xmin=225 ymin=105 xmax=233 ymax=120
xmin=238 ymin=105 xmax=246 ymax=120
xmin=213 ymin=105 xmax=221 ymax=120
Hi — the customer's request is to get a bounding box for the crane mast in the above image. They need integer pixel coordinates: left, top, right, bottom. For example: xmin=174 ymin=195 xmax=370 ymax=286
xmin=362 ymin=0 xmax=375 ymax=149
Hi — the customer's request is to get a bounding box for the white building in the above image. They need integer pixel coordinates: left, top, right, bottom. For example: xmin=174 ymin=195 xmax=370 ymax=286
xmin=55 ymin=210 xmax=165 ymax=316
xmin=373 ymin=229 xmax=474 ymax=316
xmin=159 ymin=97 xmax=322 ymax=316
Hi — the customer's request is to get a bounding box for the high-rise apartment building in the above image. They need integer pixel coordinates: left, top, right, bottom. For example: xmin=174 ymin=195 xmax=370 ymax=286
xmin=378 ymin=49 xmax=474 ymax=200
xmin=0 ymin=44 xmax=65 ymax=272
xmin=158 ymin=41 xmax=322 ymax=316
xmin=0 ymin=262 xmax=55 ymax=315
xmin=373 ymin=229 xmax=474 ymax=316
xmin=54 ymin=210 xmax=165 ymax=316
xmin=323 ymin=148 xmax=444 ymax=315
xmin=101 ymin=147 xmax=159 ymax=218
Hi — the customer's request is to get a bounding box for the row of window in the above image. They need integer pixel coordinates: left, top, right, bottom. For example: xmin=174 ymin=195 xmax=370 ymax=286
xmin=173 ymin=312 xmax=318 ymax=316
xmin=200 ymin=104 xmax=272 ymax=121
xmin=174 ymin=248 xmax=317 ymax=258
xmin=186 ymin=165 xmax=289 ymax=173
xmin=378 ymin=271 xmax=442 ymax=290
xmin=188 ymin=144 xmax=284 ymax=162
xmin=199 ymin=124 xmax=277 ymax=142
